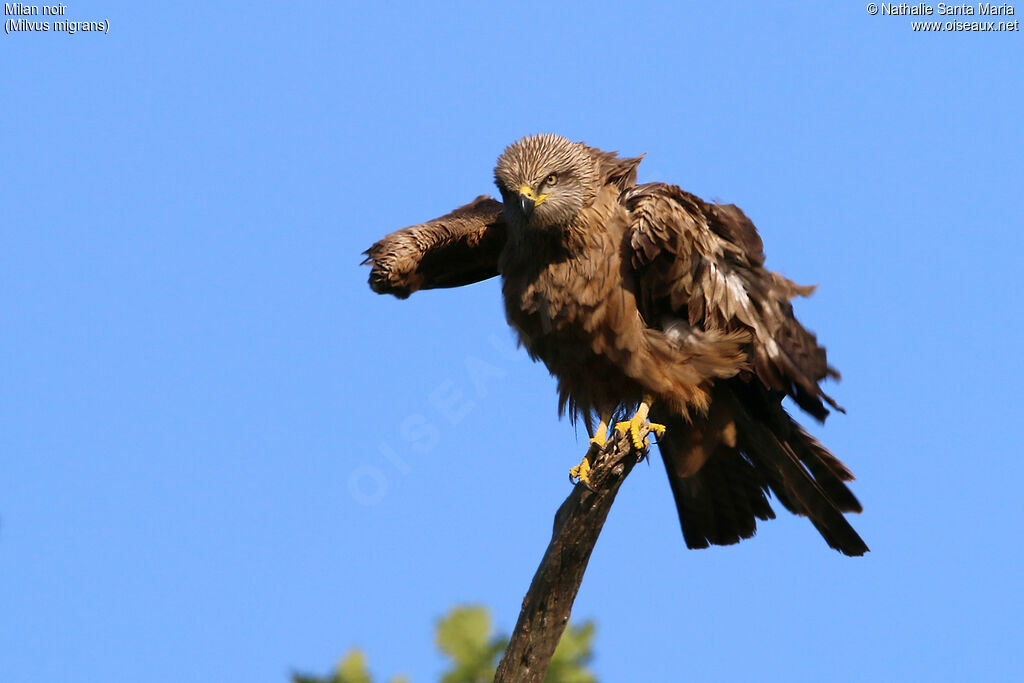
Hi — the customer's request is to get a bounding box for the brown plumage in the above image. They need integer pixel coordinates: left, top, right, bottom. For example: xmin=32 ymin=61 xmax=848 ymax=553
xmin=363 ymin=134 xmax=867 ymax=556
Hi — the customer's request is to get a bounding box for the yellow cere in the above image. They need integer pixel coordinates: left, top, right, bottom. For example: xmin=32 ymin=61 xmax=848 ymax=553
xmin=518 ymin=184 xmax=551 ymax=204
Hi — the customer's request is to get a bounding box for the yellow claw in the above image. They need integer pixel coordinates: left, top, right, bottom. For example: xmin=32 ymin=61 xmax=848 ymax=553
xmin=615 ymin=400 xmax=666 ymax=450
xmin=570 ymin=420 xmax=610 ymax=488
xmin=569 ymin=455 xmax=592 ymax=487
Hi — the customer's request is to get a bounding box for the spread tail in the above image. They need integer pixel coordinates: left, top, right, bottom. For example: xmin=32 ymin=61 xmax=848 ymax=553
xmin=654 ymin=383 xmax=868 ymax=556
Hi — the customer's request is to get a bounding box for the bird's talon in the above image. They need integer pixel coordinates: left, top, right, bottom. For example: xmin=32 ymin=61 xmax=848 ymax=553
xmin=569 ymin=455 xmax=593 ymax=488
xmin=615 ymin=416 xmax=666 ymax=451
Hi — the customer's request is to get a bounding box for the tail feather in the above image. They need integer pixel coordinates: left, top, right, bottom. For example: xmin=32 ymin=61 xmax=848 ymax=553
xmin=787 ymin=423 xmax=862 ymax=513
xmin=657 ymin=414 xmax=775 ymax=550
xmin=655 ymin=385 xmax=868 ymax=556
xmin=737 ymin=414 xmax=868 ymax=556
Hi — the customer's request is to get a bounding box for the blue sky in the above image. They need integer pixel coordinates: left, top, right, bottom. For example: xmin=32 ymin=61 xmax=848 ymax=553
xmin=3 ymin=2 xmax=1022 ymax=681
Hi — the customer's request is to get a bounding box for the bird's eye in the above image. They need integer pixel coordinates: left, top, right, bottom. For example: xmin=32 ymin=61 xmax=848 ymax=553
xmin=543 ymin=173 xmax=558 ymax=187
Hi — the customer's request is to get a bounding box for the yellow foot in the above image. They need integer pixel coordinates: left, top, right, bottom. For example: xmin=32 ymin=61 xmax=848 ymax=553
xmin=615 ymin=414 xmax=666 ymax=451
xmin=568 ymin=455 xmax=592 ymax=487
xmin=569 ymin=435 xmax=605 ymax=488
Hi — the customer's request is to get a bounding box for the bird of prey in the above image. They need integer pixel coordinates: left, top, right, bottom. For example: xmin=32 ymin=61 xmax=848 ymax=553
xmin=363 ymin=134 xmax=867 ymax=556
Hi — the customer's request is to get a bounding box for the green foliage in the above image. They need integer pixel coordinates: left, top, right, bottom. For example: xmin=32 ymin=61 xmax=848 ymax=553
xmin=292 ymin=605 xmax=594 ymax=683
xmin=336 ymin=650 xmax=372 ymax=683
xmin=547 ymin=621 xmax=597 ymax=683
xmin=436 ymin=606 xmax=507 ymax=683
xmin=292 ymin=649 xmax=407 ymax=683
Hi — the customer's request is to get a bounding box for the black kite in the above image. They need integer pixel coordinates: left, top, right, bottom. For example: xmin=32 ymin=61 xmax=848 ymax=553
xmin=364 ymin=134 xmax=867 ymax=556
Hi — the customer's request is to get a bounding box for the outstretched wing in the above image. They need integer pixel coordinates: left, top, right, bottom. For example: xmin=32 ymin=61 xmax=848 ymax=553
xmin=625 ymin=182 xmax=840 ymax=421
xmin=363 ymin=195 xmax=506 ymax=299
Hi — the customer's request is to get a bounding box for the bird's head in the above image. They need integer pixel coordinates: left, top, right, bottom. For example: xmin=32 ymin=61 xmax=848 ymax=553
xmin=493 ymin=134 xmax=599 ymax=230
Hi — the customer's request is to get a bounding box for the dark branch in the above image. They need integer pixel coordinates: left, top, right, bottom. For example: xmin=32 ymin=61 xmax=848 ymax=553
xmin=494 ymin=426 xmax=651 ymax=683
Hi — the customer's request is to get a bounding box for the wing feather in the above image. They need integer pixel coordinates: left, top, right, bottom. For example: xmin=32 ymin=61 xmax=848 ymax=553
xmin=363 ymin=196 xmax=506 ymax=298
xmin=625 ymin=183 xmax=840 ymax=421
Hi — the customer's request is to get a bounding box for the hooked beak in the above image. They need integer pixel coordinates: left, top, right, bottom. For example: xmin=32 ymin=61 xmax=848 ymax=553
xmin=518 ymin=184 xmax=541 ymax=218
xmin=519 ymin=192 xmax=535 ymax=218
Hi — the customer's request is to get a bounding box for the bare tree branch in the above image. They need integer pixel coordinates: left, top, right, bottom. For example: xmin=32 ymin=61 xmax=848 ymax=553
xmin=494 ymin=425 xmax=652 ymax=683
